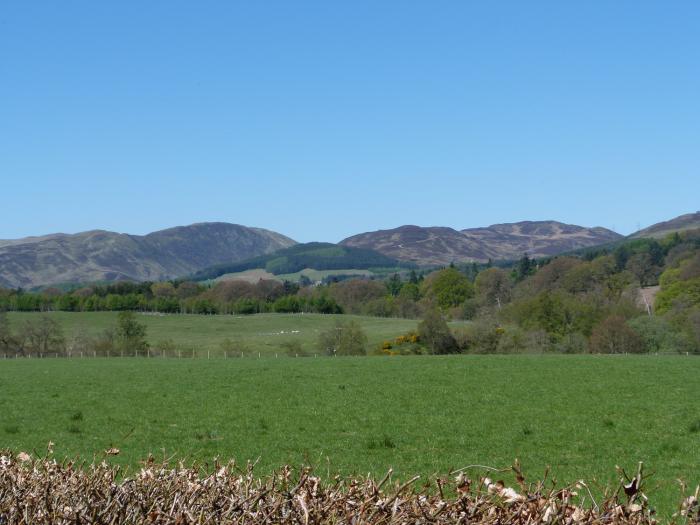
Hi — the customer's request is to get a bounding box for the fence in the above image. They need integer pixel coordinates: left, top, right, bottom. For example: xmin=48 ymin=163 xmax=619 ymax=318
xmin=0 ymin=350 xmax=326 ymax=359
xmin=1 ymin=350 xmax=698 ymax=360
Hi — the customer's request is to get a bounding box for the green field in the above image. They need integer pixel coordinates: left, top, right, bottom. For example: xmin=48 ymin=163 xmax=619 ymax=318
xmin=1 ymin=355 xmax=699 ymax=515
xmin=214 ymin=267 xmax=374 ymax=283
xmin=6 ymin=312 xmax=418 ymax=356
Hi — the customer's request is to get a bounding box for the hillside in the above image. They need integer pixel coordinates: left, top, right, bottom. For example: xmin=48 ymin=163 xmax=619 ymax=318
xmin=341 ymin=221 xmax=622 ymax=266
xmin=189 ymin=242 xmax=407 ymax=281
xmin=0 ymin=223 xmax=296 ymax=289
xmin=630 ymin=211 xmax=700 ymax=239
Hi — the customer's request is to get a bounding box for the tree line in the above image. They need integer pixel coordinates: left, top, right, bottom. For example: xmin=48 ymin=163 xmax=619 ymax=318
xmin=1 ymin=229 xmax=699 ymax=355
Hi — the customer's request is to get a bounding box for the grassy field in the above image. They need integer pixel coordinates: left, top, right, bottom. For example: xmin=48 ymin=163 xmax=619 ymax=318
xmin=213 ymin=267 xmax=374 ymax=283
xmin=6 ymin=312 xmax=418 ymax=356
xmin=1 ymin=355 xmax=699 ymax=515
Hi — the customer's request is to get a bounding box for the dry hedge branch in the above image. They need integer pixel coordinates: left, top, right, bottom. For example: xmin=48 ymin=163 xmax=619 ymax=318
xmin=0 ymin=452 xmax=697 ymax=524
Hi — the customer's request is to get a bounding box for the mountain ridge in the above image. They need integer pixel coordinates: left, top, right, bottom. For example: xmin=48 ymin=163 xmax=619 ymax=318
xmin=4 ymin=213 xmax=696 ymax=289
xmin=341 ymin=220 xmax=623 ymax=266
xmin=0 ymin=223 xmax=296 ymax=289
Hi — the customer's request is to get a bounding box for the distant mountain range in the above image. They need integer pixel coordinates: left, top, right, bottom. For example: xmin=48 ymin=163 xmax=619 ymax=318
xmin=340 ymin=221 xmax=623 ymax=266
xmin=0 ymin=223 xmax=295 ymax=289
xmin=1 ymin=213 xmax=697 ymax=289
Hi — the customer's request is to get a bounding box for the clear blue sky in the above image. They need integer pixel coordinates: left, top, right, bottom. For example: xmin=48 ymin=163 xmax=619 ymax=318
xmin=1 ymin=2 xmax=698 ymax=242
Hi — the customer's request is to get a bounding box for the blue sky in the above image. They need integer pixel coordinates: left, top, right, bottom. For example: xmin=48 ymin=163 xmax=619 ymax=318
xmin=1 ymin=2 xmax=698 ymax=242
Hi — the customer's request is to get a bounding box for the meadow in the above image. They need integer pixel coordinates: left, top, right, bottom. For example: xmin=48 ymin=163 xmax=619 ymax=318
xmin=5 ymin=311 xmax=419 ymax=356
xmin=212 ymin=267 xmax=374 ymax=283
xmin=1 ymin=354 xmax=699 ymax=516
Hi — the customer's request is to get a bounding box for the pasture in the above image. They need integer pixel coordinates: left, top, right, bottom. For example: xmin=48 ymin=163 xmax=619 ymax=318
xmin=213 ymin=267 xmax=374 ymax=283
xmin=5 ymin=311 xmax=419 ymax=356
xmin=1 ymin=354 xmax=699 ymax=515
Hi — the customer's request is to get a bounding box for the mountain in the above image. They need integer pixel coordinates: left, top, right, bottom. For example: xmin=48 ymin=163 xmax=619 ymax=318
xmin=189 ymin=242 xmax=408 ymax=282
xmin=339 ymin=226 xmax=490 ymax=268
xmin=629 ymin=212 xmax=700 ymax=239
xmin=460 ymin=221 xmax=623 ymax=260
xmin=0 ymin=223 xmax=296 ymax=289
xmin=340 ymin=221 xmax=623 ymax=266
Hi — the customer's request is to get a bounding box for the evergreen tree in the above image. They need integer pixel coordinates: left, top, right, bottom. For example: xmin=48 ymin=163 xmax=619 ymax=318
xmin=386 ymin=273 xmax=403 ymax=296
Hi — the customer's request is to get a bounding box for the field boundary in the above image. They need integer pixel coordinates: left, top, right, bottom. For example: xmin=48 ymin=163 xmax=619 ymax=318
xmin=1 ymin=350 xmax=697 ymax=360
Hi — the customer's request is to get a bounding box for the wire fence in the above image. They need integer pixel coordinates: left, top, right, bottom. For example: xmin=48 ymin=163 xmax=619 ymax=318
xmin=1 ymin=350 xmax=697 ymax=360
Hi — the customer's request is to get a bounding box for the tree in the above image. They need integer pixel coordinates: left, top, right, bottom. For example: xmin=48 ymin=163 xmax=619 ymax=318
xmin=317 ymin=320 xmax=367 ymax=356
xmin=515 ymin=254 xmax=534 ymax=281
xmin=589 ymin=315 xmax=643 ymax=354
xmin=0 ymin=311 xmax=18 ymax=355
xmin=418 ymin=309 xmax=458 ymax=354
xmin=151 ymin=282 xmax=176 ymax=298
xmin=254 ymin=279 xmax=285 ymax=302
xmin=22 ymin=315 xmax=65 ymax=355
xmin=625 ymin=253 xmax=660 ymax=287
xmin=421 ymin=268 xmax=474 ymax=309
xmin=175 ymin=281 xmax=202 ymax=299
xmin=115 ymin=311 xmax=149 ymax=354
xmin=529 ymin=257 xmax=581 ymax=292
xmin=386 ymin=273 xmax=403 ymax=297
xmin=475 ymin=268 xmax=512 ymax=308
xmin=628 ymin=316 xmax=692 ymax=354
xmin=398 ymin=282 xmax=420 ymax=302
xmin=328 ymin=279 xmax=386 ymax=314
xmin=208 ymin=281 xmax=256 ymax=303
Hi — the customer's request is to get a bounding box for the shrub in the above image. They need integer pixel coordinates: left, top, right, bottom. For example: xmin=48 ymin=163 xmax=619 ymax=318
xmin=115 ymin=311 xmax=149 ymax=354
xmin=552 ymin=332 xmax=587 ymax=354
xmin=220 ymin=338 xmax=249 ymax=356
xmin=589 ymin=315 xmax=643 ymax=354
xmin=417 ymin=309 xmax=458 ymax=354
xmin=317 ymin=320 xmax=367 ymax=356
xmin=154 ymin=338 xmax=178 ymax=356
xmin=280 ymin=340 xmax=308 ymax=357
xmin=454 ymin=319 xmax=503 ymax=354
xmin=628 ymin=316 xmax=692 ymax=354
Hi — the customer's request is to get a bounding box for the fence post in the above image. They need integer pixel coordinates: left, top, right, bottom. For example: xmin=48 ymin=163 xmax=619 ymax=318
xmin=207 ymin=350 xmax=210 ymax=360
xmin=94 ymin=351 xmax=96 ymax=358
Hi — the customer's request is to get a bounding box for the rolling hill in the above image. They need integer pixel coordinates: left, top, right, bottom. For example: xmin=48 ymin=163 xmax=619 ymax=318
xmin=630 ymin=211 xmax=700 ymax=239
xmin=340 ymin=221 xmax=622 ymax=266
xmin=0 ymin=223 xmax=296 ymax=289
xmin=189 ymin=242 xmax=409 ymax=282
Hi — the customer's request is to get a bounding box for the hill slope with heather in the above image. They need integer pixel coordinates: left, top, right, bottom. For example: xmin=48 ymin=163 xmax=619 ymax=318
xmin=630 ymin=211 xmax=700 ymax=239
xmin=341 ymin=221 xmax=622 ymax=266
xmin=0 ymin=223 xmax=296 ymax=289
